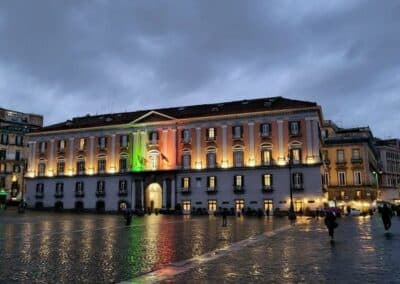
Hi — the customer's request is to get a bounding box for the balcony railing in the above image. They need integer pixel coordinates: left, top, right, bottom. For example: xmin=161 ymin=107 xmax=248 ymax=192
xmin=351 ymin=158 xmax=363 ymax=164
xmin=75 ymin=193 xmax=84 ymax=198
xmin=35 ymin=194 xmax=44 ymax=199
xmin=54 ymin=194 xmax=64 ymax=198
xmin=292 ymin=185 xmax=304 ymax=191
xmin=206 ymin=188 xmax=217 ymax=194
xmin=118 ymin=190 xmax=128 ymax=197
xmin=262 ymin=186 xmax=273 ymax=193
xmin=180 ymin=188 xmax=191 ymax=195
xmin=233 ymin=185 xmax=245 ymax=194
xmin=96 ymin=192 xmax=106 ymax=198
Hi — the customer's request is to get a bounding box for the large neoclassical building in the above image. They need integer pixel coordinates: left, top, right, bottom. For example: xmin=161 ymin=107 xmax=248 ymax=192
xmin=25 ymin=97 xmax=325 ymax=213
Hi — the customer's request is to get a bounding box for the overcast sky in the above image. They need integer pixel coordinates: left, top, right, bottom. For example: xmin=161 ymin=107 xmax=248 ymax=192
xmin=1 ymin=1 xmax=399 ymax=138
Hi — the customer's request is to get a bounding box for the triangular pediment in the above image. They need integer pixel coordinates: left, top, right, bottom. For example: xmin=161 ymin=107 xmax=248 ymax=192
xmin=131 ymin=111 xmax=176 ymax=124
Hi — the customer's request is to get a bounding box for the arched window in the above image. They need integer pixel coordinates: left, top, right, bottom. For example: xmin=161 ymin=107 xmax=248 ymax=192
xmin=97 ymin=154 xmax=107 ymax=173
xmin=77 ymin=156 xmax=85 ymax=175
xmin=57 ymin=158 xmax=65 ymax=175
xmin=147 ymin=150 xmax=159 ymax=170
xmin=182 ymin=149 xmax=191 ymax=169
xmin=260 ymin=143 xmax=273 ymax=166
xmin=206 ymin=147 xmax=217 ymax=168
xmin=232 ymin=145 xmax=244 ymax=167
xmin=119 ymin=153 xmax=128 ymax=173
xmin=289 ymin=141 xmax=302 ymax=164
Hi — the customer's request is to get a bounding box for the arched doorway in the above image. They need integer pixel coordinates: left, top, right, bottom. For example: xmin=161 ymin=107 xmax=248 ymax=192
xmin=145 ymin=183 xmax=162 ymax=212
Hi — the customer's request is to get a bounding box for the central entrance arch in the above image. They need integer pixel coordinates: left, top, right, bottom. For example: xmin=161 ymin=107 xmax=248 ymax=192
xmin=145 ymin=182 xmax=162 ymax=211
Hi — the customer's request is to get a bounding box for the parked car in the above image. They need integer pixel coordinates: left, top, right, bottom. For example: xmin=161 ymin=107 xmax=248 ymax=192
xmin=349 ymin=208 xmax=361 ymax=216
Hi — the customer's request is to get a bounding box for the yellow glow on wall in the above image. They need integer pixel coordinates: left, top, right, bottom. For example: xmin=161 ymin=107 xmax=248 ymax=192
xmin=87 ymin=168 xmax=94 ymax=175
xmin=47 ymin=170 xmax=54 ymax=177
xmin=67 ymin=169 xmax=74 ymax=176
xmin=276 ymin=158 xmax=287 ymax=166
xmin=306 ymin=157 xmax=316 ymax=164
xmin=195 ymin=161 xmax=202 ymax=170
xmin=108 ymin=166 xmax=116 ymax=174
xmin=221 ymin=161 xmax=229 ymax=168
xmin=247 ymin=159 xmax=256 ymax=167
xmin=12 ymin=175 xmax=17 ymax=182
xmin=26 ymin=171 xmax=35 ymax=178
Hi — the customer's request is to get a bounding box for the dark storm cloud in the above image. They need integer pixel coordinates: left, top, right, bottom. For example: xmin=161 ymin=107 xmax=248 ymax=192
xmin=0 ymin=0 xmax=399 ymax=138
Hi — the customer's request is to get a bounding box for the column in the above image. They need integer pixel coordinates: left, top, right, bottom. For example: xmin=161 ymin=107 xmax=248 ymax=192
xmin=312 ymin=120 xmax=320 ymax=162
xmin=131 ymin=180 xmax=136 ymax=209
xmin=141 ymin=131 xmax=146 ymax=169
xmin=171 ymin=179 xmax=176 ymax=209
xmin=306 ymin=118 xmax=313 ymax=161
xmin=162 ymin=129 xmax=168 ymax=169
xmin=69 ymin=138 xmax=74 ymax=174
xmin=49 ymin=139 xmax=55 ymax=175
xmin=277 ymin=120 xmax=284 ymax=161
xmin=89 ymin=136 xmax=95 ymax=172
xmin=140 ymin=179 xmax=144 ymax=209
xmin=28 ymin=141 xmax=36 ymax=175
xmin=222 ymin=125 xmax=227 ymax=167
xmin=162 ymin=179 xmax=167 ymax=208
xmin=111 ymin=134 xmax=116 ymax=172
xmin=248 ymin=122 xmax=255 ymax=165
xmin=171 ymin=128 xmax=177 ymax=168
xmin=196 ymin=127 xmax=201 ymax=168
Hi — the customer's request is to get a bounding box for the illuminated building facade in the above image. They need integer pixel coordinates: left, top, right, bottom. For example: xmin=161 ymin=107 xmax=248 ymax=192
xmin=375 ymin=139 xmax=400 ymax=204
xmin=322 ymin=121 xmax=380 ymax=210
xmin=0 ymin=108 xmax=43 ymax=203
xmin=25 ymin=97 xmax=325 ymax=213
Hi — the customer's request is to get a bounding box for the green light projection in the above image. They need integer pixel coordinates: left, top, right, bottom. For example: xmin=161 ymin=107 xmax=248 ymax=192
xmin=132 ymin=131 xmax=147 ymax=171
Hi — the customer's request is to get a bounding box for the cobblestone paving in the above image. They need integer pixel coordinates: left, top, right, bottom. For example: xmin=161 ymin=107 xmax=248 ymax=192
xmin=0 ymin=209 xmax=289 ymax=283
xmin=168 ymin=216 xmax=400 ymax=284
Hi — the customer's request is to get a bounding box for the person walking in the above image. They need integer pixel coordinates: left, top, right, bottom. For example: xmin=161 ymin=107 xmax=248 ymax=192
xmin=324 ymin=211 xmax=338 ymax=241
xmin=381 ymin=204 xmax=392 ymax=231
xmin=222 ymin=208 xmax=227 ymax=227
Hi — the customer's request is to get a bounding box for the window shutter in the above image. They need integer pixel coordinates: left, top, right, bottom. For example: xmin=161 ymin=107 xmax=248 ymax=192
xmin=181 ymin=178 xmax=184 ymax=188
xmin=242 ymin=175 xmax=245 ymax=186
xmin=119 ymin=135 xmax=122 ymax=146
xmin=206 ymin=128 xmax=209 ymax=140
xmin=214 ymin=176 xmax=217 ymax=188
xmin=188 ymin=178 xmax=191 ymax=188
xmin=233 ymin=175 xmax=236 ymax=186
xmin=270 ymin=174 xmax=273 ymax=186
xmin=207 ymin=176 xmax=210 ymax=187
xmin=261 ymin=175 xmax=264 ymax=186
xmin=240 ymin=126 xmax=243 ymax=137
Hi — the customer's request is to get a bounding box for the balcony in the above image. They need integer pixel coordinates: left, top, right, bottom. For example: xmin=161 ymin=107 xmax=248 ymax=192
xmin=262 ymin=186 xmax=273 ymax=193
xmin=180 ymin=188 xmax=191 ymax=195
xmin=233 ymin=185 xmax=245 ymax=194
xmin=323 ymin=159 xmax=331 ymax=166
xmin=54 ymin=194 xmax=64 ymax=199
xmin=351 ymin=158 xmax=363 ymax=164
xmin=206 ymin=188 xmax=217 ymax=194
xmin=96 ymin=192 xmax=106 ymax=198
xmin=75 ymin=193 xmax=84 ymax=198
xmin=118 ymin=190 xmax=128 ymax=197
xmin=292 ymin=185 xmax=304 ymax=191
xmin=35 ymin=194 xmax=44 ymax=199
xmin=335 ymin=160 xmax=347 ymax=167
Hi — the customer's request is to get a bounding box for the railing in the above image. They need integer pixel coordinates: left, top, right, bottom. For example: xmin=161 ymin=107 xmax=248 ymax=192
xmin=262 ymin=186 xmax=273 ymax=193
xmin=233 ymin=185 xmax=245 ymax=193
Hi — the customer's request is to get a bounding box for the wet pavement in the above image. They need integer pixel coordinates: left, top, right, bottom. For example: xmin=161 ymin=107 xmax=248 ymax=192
xmin=0 ymin=209 xmax=289 ymax=283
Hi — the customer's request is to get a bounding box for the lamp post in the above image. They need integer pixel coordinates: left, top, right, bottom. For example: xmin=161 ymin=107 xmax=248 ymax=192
xmin=288 ymin=153 xmax=296 ymax=221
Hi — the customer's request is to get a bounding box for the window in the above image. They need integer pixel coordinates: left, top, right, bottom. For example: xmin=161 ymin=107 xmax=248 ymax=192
xmin=264 ymin=199 xmax=273 ymax=213
xmin=79 ymin=138 xmax=86 ymax=150
xmin=262 ymin=174 xmax=273 ymax=190
xmin=260 ymin=123 xmax=271 ymax=137
xmin=207 ymin=176 xmax=216 ymax=191
xmin=148 ymin=152 xmax=159 ymax=170
xmin=261 ymin=148 xmax=272 ymax=166
xmin=0 ymin=150 xmax=6 ymax=160
xmin=0 ymin=164 xmax=5 ymax=173
xmin=119 ymin=179 xmax=128 ymax=196
xmin=39 ymin=142 xmax=46 ymax=154
xmin=234 ymin=175 xmax=244 ymax=190
xmin=75 ymin=182 xmax=84 ymax=197
xmin=292 ymin=173 xmax=303 ymax=189
xmin=338 ymin=171 xmax=346 ymax=186
xmin=36 ymin=183 xmax=44 ymax=197
xmin=55 ymin=183 xmax=64 ymax=197
xmin=15 ymin=151 xmax=20 ymax=161
xmin=352 ymin=149 xmax=360 ymax=159
xmin=290 ymin=148 xmax=301 ymax=164
xmin=232 ymin=125 xmax=243 ymax=139
xmin=38 ymin=162 xmax=46 ymax=176
xmin=98 ymin=158 xmax=106 ymax=173
xmin=207 ymin=127 xmax=216 ymax=141
xmin=294 ymin=200 xmax=303 ymax=213
xmin=182 ymin=153 xmax=191 ymax=169
xmin=150 ymin=131 xmax=159 ymax=144
xmin=289 ymin=121 xmax=300 ymax=136
xmin=324 ymin=172 xmax=330 ymax=186
xmin=119 ymin=155 xmax=128 ymax=172
xmin=337 ymin=150 xmax=345 ymax=162
xmin=182 ymin=177 xmax=190 ymax=190
xmin=96 ymin=180 xmax=105 ymax=196
xmin=98 ymin=137 xmax=107 ymax=150
xmin=233 ymin=150 xmax=244 ymax=167
xmin=58 ymin=140 xmax=66 ymax=152
xmin=235 ymin=199 xmax=244 ymax=212
xmin=15 ymin=135 xmax=23 ymax=146
xmin=354 ymin=171 xmax=362 ymax=186
xmin=207 ymin=152 xmax=216 ymax=168
xmin=208 ymin=200 xmax=217 ymax=211
xmin=183 ymin=200 xmax=191 ymax=211
xmin=1 ymin=133 xmax=8 ymax=145
xmin=120 ymin=135 xmax=129 ymax=147
xmin=356 ymin=190 xmax=361 ymax=199
xmin=57 ymin=160 xmax=65 ymax=175
xmin=0 ymin=177 xmax=5 ymax=187
xmin=182 ymin=129 xmax=191 ymax=143
xmin=77 ymin=159 xmax=85 ymax=174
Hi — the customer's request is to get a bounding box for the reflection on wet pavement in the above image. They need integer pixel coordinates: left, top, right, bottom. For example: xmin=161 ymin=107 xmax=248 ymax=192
xmin=0 ymin=211 xmax=288 ymax=283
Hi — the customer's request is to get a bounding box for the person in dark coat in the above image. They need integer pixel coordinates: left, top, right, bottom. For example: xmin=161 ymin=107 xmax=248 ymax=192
xmin=381 ymin=204 xmax=392 ymax=231
xmin=124 ymin=208 xmax=133 ymax=226
xmin=222 ymin=209 xmax=228 ymax=227
xmin=324 ymin=211 xmax=338 ymax=240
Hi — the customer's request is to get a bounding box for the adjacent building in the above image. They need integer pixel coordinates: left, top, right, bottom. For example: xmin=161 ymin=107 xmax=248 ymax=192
xmin=25 ymin=97 xmax=325 ymax=213
xmin=0 ymin=108 xmax=43 ymax=203
xmin=375 ymin=139 xmax=400 ymax=203
xmin=322 ymin=121 xmax=379 ymax=211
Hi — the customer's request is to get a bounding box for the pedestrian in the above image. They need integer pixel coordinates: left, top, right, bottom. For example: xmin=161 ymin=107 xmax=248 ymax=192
xmin=381 ymin=204 xmax=392 ymax=231
xmin=324 ymin=211 xmax=338 ymax=241
xmin=124 ymin=208 xmax=133 ymax=226
xmin=222 ymin=208 xmax=227 ymax=227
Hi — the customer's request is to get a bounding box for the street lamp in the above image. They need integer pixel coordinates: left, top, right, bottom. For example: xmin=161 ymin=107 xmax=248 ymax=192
xmin=288 ymin=153 xmax=296 ymax=221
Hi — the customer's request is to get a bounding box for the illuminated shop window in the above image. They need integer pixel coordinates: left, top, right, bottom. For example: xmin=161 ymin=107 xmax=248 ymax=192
xmin=235 ymin=199 xmax=244 ymax=212
xmin=183 ymin=200 xmax=191 ymax=211
xmin=208 ymin=200 xmax=217 ymax=211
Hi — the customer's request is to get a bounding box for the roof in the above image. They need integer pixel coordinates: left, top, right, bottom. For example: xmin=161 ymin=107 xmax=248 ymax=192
xmin=36 ymin=96 xmax=320 ymax=133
